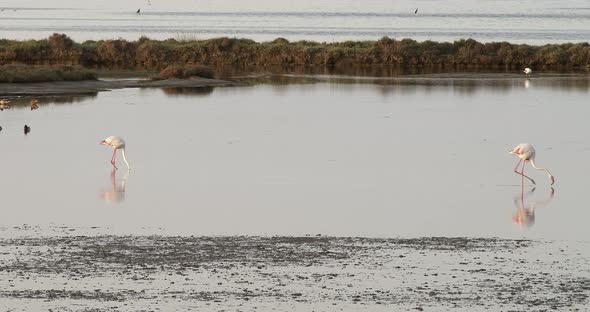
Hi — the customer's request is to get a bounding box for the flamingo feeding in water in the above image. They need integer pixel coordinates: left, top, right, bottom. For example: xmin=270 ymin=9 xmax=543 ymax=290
xmin=100 ymin=136 xmax=131 ymax=170
xmin=509 ymin=143 xmax=554 ymax=185
xmin=523 ymin=68 xmax=532 ymax=78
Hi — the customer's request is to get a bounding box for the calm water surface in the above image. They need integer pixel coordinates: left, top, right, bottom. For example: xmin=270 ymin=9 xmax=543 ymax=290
xmin=0 ymin=75 xmax=589 ymax=240
xmin=1 ymin=0 xmax=590 ymax=43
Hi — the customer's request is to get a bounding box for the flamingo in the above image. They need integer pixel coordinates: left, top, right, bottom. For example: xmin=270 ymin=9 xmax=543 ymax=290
xmin=509 ymin=143 xmax=554 ymax=185
xmin=100 ymin=136 xmax=131 ymax=170
xmin=523 ymin=68 xmax=532 ymax=78
xmin=30 ymin=99 xmax=39 ymax=110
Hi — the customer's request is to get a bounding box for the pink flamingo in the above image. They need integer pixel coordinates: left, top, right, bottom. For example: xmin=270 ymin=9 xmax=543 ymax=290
xmin=100 ymin=136 xmax=131 ymax=170
xmin=509 ymin=143 xmax=554 ymax=185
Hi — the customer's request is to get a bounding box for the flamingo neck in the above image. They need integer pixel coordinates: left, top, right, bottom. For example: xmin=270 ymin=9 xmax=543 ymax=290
xmin=121 ymin=148 xmax=131 ymax=170
xmin=530 ymin=158 xmax=552 ymax=177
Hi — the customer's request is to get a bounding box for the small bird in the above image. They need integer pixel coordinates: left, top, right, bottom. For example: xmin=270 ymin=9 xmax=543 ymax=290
xmin=24 ymin=125 xmax=31 ymax=135
xmin=414 ymin=8 xmax=418 ymax=14
xmin=0 ymin=99 xmax=10 ymax=111
xmin=136 ymin=8 xmax=141 ymax=14
xmin=100 ymin=136 xmax=131 ymax=170
xmin=30 ymin=99 xmax=39 ymax=110
xmin=523 ymin=67 xmax=532 ymax=78
xmin=509 ymin=143 xmax=554 ymax=185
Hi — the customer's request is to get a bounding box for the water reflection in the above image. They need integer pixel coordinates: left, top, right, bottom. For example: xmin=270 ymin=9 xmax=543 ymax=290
xmin=161 ymin=87 xmax=215 ymax=97
xmin=100 ymin=168 xmax=128 ymax=204
xmin=217 ymin=64 xmax=590 ymax=79
xmin=233 ymin=72 xmax=590 ymax=95
xmin=512 ymin=187 xmax=555 ymax=228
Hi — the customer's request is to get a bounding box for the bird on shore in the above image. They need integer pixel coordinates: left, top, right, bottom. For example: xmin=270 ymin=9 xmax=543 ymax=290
xmin=523 ymin=67 xmax=532 ymax=78
xmin=509 ymin=143 xmax=554 ymax=185
xmin=136 ymin=8 xmax=141 ymax=14
xmin=414 ymin=8 xmax=418 ymax=14
xmin=0 ymin=99 xmax=10 ymax=111
xmin=30 ymin=99 xmax=39 ymax=110
xmin=100 ymin=136 xmax=131 ymax=170
xmin=24 ymin=125 xmax=30 ymax=135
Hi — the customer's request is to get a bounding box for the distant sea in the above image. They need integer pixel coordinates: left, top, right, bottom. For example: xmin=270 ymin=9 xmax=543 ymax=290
xmin=1 ymin=0 xmax=589 ymax=44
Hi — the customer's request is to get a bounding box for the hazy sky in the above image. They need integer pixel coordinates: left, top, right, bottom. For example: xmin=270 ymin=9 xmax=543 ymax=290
xmin=1 ymin=1 xmax=588 ymax=43
xmin=3 ymin=0 xmax=578 ymax=13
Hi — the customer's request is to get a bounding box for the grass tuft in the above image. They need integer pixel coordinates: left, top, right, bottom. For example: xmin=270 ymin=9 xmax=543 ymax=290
xmin=0 ymin=64 xmax=97 ymax=83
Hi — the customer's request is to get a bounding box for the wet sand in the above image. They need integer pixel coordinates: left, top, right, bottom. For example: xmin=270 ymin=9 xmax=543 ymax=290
xmin=0 ymin=227 xmax=588 ymax=311
xmin=0 ymin=77 xmax=234 ymax=96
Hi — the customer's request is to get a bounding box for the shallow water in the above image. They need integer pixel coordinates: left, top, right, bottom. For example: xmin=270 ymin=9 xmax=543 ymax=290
xmin=1 ymin=0 xmax=590 ymax=43
xmin=0 ymin=74 xmax=589 ymax=240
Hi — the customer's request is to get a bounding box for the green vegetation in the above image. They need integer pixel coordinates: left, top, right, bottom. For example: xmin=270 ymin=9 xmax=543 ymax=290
xmin=0 ymin=64 xmax=96 ymax=83
xmin=154 ymin=64 xmax=214 ymax=79
xmin=0 ymin=33 xmax=589 ymax=70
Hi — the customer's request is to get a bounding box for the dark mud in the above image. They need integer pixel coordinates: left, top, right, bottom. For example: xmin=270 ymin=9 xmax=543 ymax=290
xmin=0 ymin=77 xmax=233 ymax=96
xmin=0 ymin=229 xmax=588 ymax=311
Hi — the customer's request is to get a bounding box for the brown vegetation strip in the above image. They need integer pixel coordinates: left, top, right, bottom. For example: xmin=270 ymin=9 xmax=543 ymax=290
xmin=1 ymin=33 xmax=589 ymax=70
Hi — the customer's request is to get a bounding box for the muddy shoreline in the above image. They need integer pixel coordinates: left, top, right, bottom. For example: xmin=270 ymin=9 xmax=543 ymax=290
xmin=2 ymin=72 xmax=589 ymax=98
xmin=0 ymin=77 xmax=234 ymax=96
xmin=0 ymin=230 xmax=587 ymax=311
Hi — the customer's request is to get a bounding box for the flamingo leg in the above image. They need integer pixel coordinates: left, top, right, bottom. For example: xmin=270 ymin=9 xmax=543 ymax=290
xmin=520 ymin=160 xmax=526 ymax=188
xmin=111 ymin=168 xmax=117 ymax=190
xmin=513 ymin=159 xmax=535 ymax=185
xmin=111 ymin=149 xmax=118 ymax=170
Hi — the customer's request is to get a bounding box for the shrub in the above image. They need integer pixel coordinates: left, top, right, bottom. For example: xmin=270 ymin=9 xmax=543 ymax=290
xmin=0 ymin=64 xmax=96 ymax=82
xmin=155 ymin=64 xmax=214 ymax=79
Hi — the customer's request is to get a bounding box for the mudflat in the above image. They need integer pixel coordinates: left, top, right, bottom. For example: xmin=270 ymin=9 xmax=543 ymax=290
xmin=0 ymin=227 xmax=587 ymax=311
xmin=0 ymin=77 xmax=234 ymax=96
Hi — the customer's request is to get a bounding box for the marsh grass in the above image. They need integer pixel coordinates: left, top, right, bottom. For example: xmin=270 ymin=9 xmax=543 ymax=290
xmin=153 ymin=64 xmax=215 ymax=79
xmin=0 ymin=64 xmax=97 ymax=83
xmin=1 ymin=33 xmax=589 ymax=70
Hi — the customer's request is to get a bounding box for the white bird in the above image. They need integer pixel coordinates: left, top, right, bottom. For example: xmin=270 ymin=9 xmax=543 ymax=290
xmin=523 ymin=68 xmax=532 ymax=78
xmin=509 ymin=143 xmax=554 ymax=185
xmin=100 ymin=136 xmax=131 ymax=170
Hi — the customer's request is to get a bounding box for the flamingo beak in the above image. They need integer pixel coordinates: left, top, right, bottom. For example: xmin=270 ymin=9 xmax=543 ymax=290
xmin=99 ymin=140 xmax=106 ymax=145
xmin=550 ymin=176 xmax=555 ymax=185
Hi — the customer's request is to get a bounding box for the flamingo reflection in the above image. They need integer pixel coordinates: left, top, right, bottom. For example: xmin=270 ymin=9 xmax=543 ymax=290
xmin=512 ymin=187 xmax=555 ymax=228
xmin=100 ymin=168 xmax=128 ymax=204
